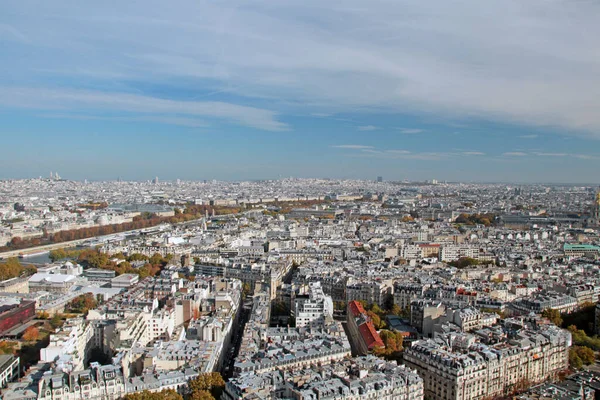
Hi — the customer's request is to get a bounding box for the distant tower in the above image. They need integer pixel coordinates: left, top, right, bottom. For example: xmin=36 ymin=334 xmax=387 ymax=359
xmin=153 ymin=176 xmax=159 ymax=184
xmin=49 ymin=171 xmax=53 ymax=179
xmin=377 ymin=176 xmax=383 ymax=183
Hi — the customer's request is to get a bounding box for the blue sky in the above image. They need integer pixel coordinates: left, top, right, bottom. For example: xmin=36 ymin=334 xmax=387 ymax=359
xmin=1 ymin=0 xmax=600 ymax=183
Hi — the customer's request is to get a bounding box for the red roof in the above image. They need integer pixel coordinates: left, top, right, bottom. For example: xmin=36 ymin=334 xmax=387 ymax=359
xmin=358 ymin=321 xmax=385 ymax=350
xmin=348 ymin=300 xmax=366 ymax=317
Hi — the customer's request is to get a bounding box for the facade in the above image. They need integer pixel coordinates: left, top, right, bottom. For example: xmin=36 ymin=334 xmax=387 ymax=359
xmin=36 ymin=363 xmax=126 ymax=400
xmin=294 ymin=282 xmax=334 ymax=328
xmin=110 ymin=274 xmax=139 ymax=289
xmin=0 ymin=277 xmax=29 ymax=294
xmin=84 ymin=269 xmax=116 ymax=282
xmin=563 ymin=244 xmax=600 ymax=259
xmin=0 ymin=300 xmax=36 ymax=334
xmin=28 ymin=273 xmax=79 ymax=294
xmin=0 ymin=354 xmax=19 ymax=388
xmin=404 ymin=319 xmax=571 ymax=400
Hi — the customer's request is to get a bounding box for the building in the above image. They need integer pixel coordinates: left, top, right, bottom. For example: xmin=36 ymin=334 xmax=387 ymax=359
xmin=404 ymin=318 xmax=571 ymax=400
xmin=225 ymin=355 xmax=424 ymax=400
xmin=294 ymin=282 xmax=334 ymax=328
xmin=0 ymin=277 xmax=29 ymax=294
xmin=563 ymin=244 xmax=600 ymax=259
xmin=110 ymin=274 xmax=139 ymax=289
xmin=0 ymin=300 xmax=35 ymax=334
xmin=0 ymin=354 xmax=19 ymax=388
xmin=28 ymin=273 xmax=80 ymax=294
xmin=346 ymin=300 xmax=384 ymax=355
xmin=84 ymin=268 xmax=116 ymax=282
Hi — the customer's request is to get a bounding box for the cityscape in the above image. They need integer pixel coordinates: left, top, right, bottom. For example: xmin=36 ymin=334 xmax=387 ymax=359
xmin=2 ymin=0 xmax=600 ymax=399
xmin=0 ymin=178 xmax=599 ymax=399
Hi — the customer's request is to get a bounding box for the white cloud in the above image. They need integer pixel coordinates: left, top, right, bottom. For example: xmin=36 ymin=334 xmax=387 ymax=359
xmin=532 ymin=152 xmax=567 ymax=157
xmin=398 ymin=128 xmax=424 ymax=134
xmin=3 ymin=1 xmax=600 ymax=136
xmin=331 ymin=144 xmax=374 ymax=149
xmin=357 ymin=125 xmax=379 ymax=131
xmin=519 ymin=134 xmax=539 ymax=139
xmin=0 ymin=87 xmax=287 ymax=131
xmin=463 ymin=151 xmax=485 ymax=156
xmin=503 ymin=152 xmax=528 ymax=156
xmin=386 ymin=149 xmax=411 ymax=155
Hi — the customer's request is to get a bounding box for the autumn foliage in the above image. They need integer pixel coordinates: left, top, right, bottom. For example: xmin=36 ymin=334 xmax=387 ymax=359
xmin=122 ymin=389 xmax=182 ymax=400
xmin=65 ymin=293 xmax=98 ymax=314
xmin=1 ymin=204 xmax=241 ymax=252
xmin=188 ymin=372 xmax=226 ymax=400
xmin=22 ymin=326 xmax=40 ymax=342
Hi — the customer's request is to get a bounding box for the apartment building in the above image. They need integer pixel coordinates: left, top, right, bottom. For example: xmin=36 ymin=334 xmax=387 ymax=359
xmin=404 ymin=319 xmax=571 ymax=400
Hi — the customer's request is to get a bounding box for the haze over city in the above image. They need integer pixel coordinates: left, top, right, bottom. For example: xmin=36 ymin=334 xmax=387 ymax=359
xmin=1 ymin=0 xmax=600 ymax=182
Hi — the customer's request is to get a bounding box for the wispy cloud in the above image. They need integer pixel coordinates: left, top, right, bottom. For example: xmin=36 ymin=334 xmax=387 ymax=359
xmin=532 ymin=152 xmax=567 ymax=157
xmin=386 ymin=149 xmax=411 ymax=155
xmin=38 ymin=113 xmax=209 ymax=128
xmin=3 ymin=1 xmax=600 ymax=137
xmin=398 ymin=128 xmax=424 ymax=134
xmin=0 ymin=87 xmax=288 ymax=131
xmin=462 ymin=151 xmax=486 ymax=156
xmin=503 ymin=152 xmax=528 ymax=156
xmin=519 ymin=134 xmax=539 ymax=139
xmin=357 ymin=125 xmax=379 ymax=131
xmin=331 ymin=145 xmax=374 ymax=149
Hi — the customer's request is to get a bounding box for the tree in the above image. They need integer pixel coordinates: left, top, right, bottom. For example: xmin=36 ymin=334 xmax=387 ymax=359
xmin=367 ymin=311 xmax=382 ymax=329
xmin=569 ymin=348 xmax=584 ymax=370
xmin=188 ymin=372 xmax=225 ymax=400
xmin=65 ymin=293 xmax=98 ymax=314
xmin=49 ymin=248 xmax=68 ymax=262
xmin=190 ymin=390 xmax=215 ymax=400
xmin=242 ymin=282 xmax=252 ymax=298
xmin=22 ymin=326 xmax=39 ymax=342
xmin=0 ymin=341 xmax=17 ymax=355
xmin=37 ymin=311 xmax=49 ymax=319
xmin=0 ymin=258 xmax=24 ymax=280
xmin=122 ymin=389 xmax=182 ymax=400
xmin=50 ymin=314 xmax=64 ymax=329
xmin=569 ymin=346 xmax=596 ymax=369
xmin=542 ymin=308 xmax=563 ymax=326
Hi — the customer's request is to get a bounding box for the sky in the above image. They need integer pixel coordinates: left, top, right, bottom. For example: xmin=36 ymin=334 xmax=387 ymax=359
xmin=1 ymin=0 xmax=600 ymax=183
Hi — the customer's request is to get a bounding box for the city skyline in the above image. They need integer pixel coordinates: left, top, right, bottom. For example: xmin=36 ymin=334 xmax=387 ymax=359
xmin=1 ymin=0 xmax=600 ymax=182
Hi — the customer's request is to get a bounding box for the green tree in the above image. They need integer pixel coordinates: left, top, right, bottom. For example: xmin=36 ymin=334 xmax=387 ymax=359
xmin=573 ymin=346 xmax=596 ymax=365
xmin=49 ymin=248 xmax=67 ymax=262
xmin=569 ymin=348 xmax=584 ymax=370
xmin=50 ymin=314 xmax=64 ymax=329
